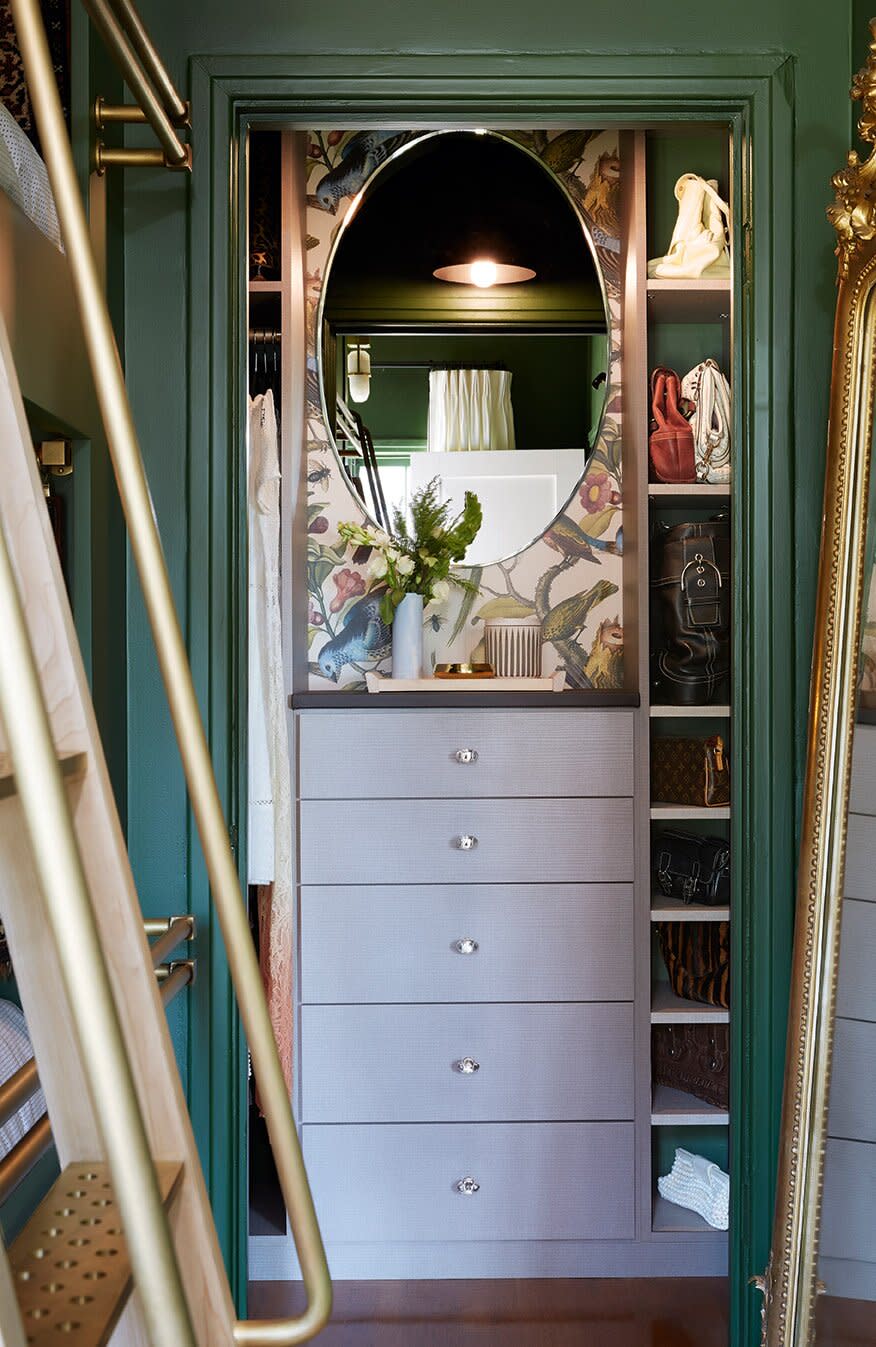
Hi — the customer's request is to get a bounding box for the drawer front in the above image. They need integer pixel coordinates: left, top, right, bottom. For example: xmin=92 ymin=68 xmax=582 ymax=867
xmin=301 ymin=1002 xmax=634 ymax=1123
xmin=300 ymin=883 xmax=634 ymax=1003
xmin=298 ymin=709 xmax=633 ymax=799
xmin=299 ymin=798 xmax=634 ymax=885
xmin=303 ymin=1122 xmax=635 ymax=1242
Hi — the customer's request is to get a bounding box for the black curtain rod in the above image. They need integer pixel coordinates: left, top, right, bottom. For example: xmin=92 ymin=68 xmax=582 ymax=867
xmin=371 ymin=361 xmax=509 ymax=372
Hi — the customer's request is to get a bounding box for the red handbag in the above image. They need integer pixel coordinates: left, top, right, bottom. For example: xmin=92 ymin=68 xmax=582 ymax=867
xmin=649 ymin=367 xmax=696 ymax=483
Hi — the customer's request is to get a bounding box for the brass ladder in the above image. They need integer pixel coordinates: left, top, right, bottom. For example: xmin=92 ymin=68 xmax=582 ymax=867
xmin=0 ymin=1 xmax=331 ymax=1343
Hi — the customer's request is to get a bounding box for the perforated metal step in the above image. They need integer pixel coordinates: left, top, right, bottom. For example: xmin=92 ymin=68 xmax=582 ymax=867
xmin=9 ymin=1160 xmax=181 ymax=1345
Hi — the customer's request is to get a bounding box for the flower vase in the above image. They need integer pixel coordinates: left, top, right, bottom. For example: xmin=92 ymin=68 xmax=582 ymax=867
xmin=392 ymin=593 xmax=424 ymax=680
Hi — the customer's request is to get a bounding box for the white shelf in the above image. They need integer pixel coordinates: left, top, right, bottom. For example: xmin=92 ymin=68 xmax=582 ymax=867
xmin=650 ymin=803 xmax=731 ymax=820
xmin=648 ymin=483 xmax=730 ymax=500
xmin=651 ymin=985 xmax=729 ymax=1025
xmin=652 ymin=1193 xmax=727 ymax=1235
xmin=650 ymin=896 xmax=730 ymax=922
xmin=650 ymin=704 xmax=731 ymax=718
xmin=646 ymin=277 xmax=731 ymax=322
xmin=651 ymin=1085 xmax=729 ymax=1127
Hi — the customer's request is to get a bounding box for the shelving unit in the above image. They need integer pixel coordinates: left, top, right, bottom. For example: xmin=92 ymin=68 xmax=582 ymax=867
xmin=650 ymin=984 xmax=730 ymax=1024
xmin=651 ymin=1084 xmax=729 ymax=1126
xmin=627 ymin=126 xmax=733 ymax=1260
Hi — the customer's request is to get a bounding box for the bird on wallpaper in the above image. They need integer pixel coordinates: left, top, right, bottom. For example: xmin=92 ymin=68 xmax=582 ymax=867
xmin=544 ymin=514 xmax=623 ymax=562
xmin=541 ymin=129 xmax=597 ymax=176
xmin=583 ymin=150 xmax=621 ymax=242
xmin=542 ymin=580 xmax=619 ymax=646
xmin=315 ymin=131 xmax=408 ymax=213
xmin=316 ymin=587 xmax=392 ymax=681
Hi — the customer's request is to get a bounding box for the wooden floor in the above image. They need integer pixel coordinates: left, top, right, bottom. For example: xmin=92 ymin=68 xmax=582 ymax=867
xmin=249 ymin=1279 xmax=730 ymax=1346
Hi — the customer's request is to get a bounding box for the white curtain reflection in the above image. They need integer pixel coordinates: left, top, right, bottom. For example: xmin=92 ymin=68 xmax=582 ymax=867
xmin=427 ymin=368 xmax=516 ymax=453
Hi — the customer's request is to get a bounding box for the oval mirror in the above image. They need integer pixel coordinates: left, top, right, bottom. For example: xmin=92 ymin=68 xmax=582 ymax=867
xmin=318 ymin=130 xmax=610 ymax=568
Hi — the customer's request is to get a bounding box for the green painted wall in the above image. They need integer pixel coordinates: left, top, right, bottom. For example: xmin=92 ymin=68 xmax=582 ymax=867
xmin=113 ymin=0 xmax=855 ymax=1322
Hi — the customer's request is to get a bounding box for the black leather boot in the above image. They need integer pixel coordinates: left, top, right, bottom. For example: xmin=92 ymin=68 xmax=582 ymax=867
xmin=651 ymin=519 xmax=731 ymax=705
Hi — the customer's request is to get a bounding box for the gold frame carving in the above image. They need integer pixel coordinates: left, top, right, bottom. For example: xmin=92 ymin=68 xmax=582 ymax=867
xmin=760 ymin=19 xmax=876 ymax=1346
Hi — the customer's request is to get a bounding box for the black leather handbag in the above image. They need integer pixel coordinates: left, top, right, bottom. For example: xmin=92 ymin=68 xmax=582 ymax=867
xmin=653 ymin=830 xmax=730 ymax=906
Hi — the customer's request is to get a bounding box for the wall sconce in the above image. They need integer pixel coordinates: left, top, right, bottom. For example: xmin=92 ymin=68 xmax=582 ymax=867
xmin=347 ymin=343 xmax=371 ymax=402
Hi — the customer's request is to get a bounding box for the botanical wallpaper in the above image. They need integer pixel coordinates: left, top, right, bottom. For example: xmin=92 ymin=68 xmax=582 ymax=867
xmin=303 ymin=128 xmax=624 ymax=690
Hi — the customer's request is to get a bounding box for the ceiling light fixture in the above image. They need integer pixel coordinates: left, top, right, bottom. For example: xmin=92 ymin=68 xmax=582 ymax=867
xmin=433 ymin=257 xmax=536 ymax=288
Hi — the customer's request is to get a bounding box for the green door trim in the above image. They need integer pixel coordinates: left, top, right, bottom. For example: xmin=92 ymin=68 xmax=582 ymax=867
xmin=189 ymin=53 xmax=795 ymax=1343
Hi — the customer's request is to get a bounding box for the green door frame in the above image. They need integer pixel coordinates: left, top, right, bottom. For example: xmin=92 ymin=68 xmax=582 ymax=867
xmin=188 ymin=53 xmax=795 ymax=1342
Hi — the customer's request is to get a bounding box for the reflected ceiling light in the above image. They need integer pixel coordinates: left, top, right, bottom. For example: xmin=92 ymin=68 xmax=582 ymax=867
xmin=433 ymin=257 xmax=536 ymax=288
xmin=346 ymin=343 xmax=371 ymax=402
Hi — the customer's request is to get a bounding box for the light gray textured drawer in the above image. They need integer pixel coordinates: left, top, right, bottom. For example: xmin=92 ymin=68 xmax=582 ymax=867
xmin=849 ymin=722 xmax=876 ymax=816
xmin=821 ymin=1138 xmax=876 ymax=1264
xmin=299 ymin=797 xmax=634 ymax=885
xmin=303 ymin=1121 xmax=635 ymax=1242
xmin=828 ymin=1017 xmax=876 ymax=1143
xmin=300 ymin=1002 xmax=634 ymax=1123
xmin=300 ymin=883 xmax=634 ymax=1003
xmin=843 ymin=813 xmax=876 ymax=903
xmin=836 ymin=897 xmax=876 ymax=1022
xmin=297 ymin=709 xmax=633 ymax=799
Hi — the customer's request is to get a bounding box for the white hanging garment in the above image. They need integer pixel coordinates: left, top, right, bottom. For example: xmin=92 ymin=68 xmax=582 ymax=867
xmin=681 ymin=359 xmax=732 ymax=483
xmin=247 ymin=391 xmax=294 ymax=1090
xmin=427 ymin=368 xmax=515 ymax=452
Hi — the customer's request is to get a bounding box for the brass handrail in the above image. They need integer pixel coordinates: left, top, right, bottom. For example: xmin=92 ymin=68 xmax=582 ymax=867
xmin=105 ymin=0 xmax=188 ymax=123
xmin=80 ymin=0 xmax=188 ymax=168
xmin=0 ymin=473 xmax=196 ymax=1344
xmin=11 ymin=2 xmax=332 ymax=1342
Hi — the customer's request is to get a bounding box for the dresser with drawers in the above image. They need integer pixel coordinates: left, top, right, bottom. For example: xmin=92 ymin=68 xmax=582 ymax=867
xmin=266 ymin=703 xmax=724 ymax=1279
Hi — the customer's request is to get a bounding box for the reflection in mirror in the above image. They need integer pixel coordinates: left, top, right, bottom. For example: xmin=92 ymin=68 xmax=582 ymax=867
xmin=318 ymin=131 xmax=610 ymax=567
xmin=814 ymin=459 xmax=876 ymax=1345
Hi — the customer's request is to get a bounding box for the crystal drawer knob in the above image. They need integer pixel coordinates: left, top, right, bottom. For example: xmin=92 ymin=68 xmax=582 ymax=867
xmin=454 ymin=937 xmax=479 ymax=955
xmin=454 ymin=1057 xmax=480 ymax=1074
xmin=456 ymin=1176 xmax=480 ymax=1196
xmin=456 ymin=834 xmax=478 ymax=851
xmin=454 ymin=748 xmax=478 ymax=764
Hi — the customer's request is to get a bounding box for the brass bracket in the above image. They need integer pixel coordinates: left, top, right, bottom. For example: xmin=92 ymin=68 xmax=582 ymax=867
xmin=145 ymin=913 xmax=195 ymax=967
xmin=94 ymin=140 xmax=192 ymax=175
xmin=35 ymin=438 xmax=73 ymax=477
xmin=94 ymin=94 xmax=191 ymax=130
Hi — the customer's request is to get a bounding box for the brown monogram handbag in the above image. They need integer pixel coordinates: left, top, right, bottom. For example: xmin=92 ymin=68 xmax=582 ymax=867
xmin=657 ymin=920 xmax=730 ymax=1008
xmin=651 ymin=735 xmax=729 ymax=807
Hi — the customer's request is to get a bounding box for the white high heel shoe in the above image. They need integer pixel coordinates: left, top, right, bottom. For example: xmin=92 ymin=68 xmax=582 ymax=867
xmin=648 ymin=173 xmax=731 ymax=279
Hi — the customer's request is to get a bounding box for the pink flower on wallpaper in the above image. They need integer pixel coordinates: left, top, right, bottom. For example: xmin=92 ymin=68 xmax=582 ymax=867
xmin=579 ymin=470 xmax=612 ymax=514
xmin=308 ymin=515 xmax=329 ymax=534
xmin=330 ymin=568 xmax=366 ymax=613
xmin=308 ymin=604 xmax=324 ymax=627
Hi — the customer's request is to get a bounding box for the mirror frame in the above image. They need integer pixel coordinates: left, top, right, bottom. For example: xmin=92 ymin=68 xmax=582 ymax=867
xmin=314 ymin=127 xmax=612 ymax=568
xmin=760 ymin=22 xmax=876 ymax=1345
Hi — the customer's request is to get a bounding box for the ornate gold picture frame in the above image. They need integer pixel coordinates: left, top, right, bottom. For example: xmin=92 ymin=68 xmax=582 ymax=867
xmin=760 ymin=21 xmax=876 ymax=1346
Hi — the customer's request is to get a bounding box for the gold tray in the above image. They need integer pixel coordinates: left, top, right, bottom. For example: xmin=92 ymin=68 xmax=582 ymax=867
xmin=433 ymin=662 xmax=495 ymax=679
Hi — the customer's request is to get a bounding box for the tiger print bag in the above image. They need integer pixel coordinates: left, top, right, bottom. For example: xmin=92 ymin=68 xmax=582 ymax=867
xmin=657 ymin=920 xmax=730 ymax=1008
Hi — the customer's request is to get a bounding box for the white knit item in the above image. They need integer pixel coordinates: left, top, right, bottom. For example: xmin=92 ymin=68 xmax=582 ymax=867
xmin=658 ymin=1147 xmax=729 ymax=1230
xmin=0 ymin=999 xmax=47 ymax=1159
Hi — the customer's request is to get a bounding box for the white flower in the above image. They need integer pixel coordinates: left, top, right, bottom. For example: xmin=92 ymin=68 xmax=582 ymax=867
xmin=395 ymin=554 xmax=415 ymax=576
xmin=431 ymin=526 xmax=443 ymax=539
xmin=369 ymin=552 xmax=389 ymax=579
xmin=419 ymin=550 xmax=437 ymax=565
xmin=430 ymin=579 xmax=450 ymax=604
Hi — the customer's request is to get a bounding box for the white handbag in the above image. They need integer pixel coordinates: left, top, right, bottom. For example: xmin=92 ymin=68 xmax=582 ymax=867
xmin=681 ymin=359 xmax=732 ymax=484
xmin=648 ymin=174 xmax=731 ymax=280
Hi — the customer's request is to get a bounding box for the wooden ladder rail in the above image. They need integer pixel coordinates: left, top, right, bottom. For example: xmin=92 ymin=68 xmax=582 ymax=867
xmin=11 ymin=2 xmax=332 ymax=1343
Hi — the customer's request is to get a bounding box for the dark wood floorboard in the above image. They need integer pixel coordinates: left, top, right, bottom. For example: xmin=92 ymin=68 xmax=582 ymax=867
xmin=817 ymin=1296 xmax=876 ymax=1346
xmin=249 ymin=1279 xmax=730 ymax=1346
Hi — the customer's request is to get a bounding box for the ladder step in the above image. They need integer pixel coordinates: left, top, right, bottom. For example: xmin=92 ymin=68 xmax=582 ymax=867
xmin=9 ymin=1160 xmax=181 ymax=1345
xmin=0 ymin=751 xmax=88 ymax=804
